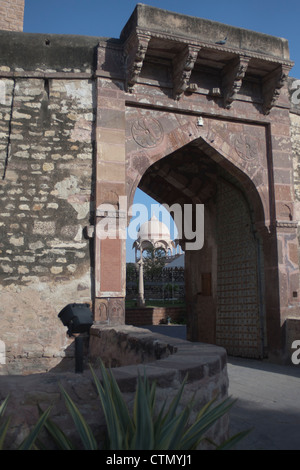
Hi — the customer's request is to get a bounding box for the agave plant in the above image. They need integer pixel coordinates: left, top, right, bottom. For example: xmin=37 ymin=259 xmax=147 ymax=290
xmin=0 ymin=394 xmax=52 ymax=450
xmin=42 ymin=362 xmax=249 ymax=450
xmin=0 ymin=396 xmax=10 ymax=450
xmin=1 ymin=362 xmax=250 ymax=450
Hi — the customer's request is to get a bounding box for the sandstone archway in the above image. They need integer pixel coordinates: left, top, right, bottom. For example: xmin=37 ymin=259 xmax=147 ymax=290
xmin=131 ymin=134 xmax=266 ymax=358
xmin=94 ymin=4 xmax=299 ymax=362
xmin=2 ymin=4 xmax=300 ymax=373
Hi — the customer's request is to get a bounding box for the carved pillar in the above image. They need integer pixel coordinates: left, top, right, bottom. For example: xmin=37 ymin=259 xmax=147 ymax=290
xmin=263 ymin=118 xmax=300 ymax=360
xmin=261 ymin=221 xmax=300 ymax=360
xmin=276 ymin=221 xmax=299 ymax=305
xmin=94 ymin=43 xmax=127 ymax=325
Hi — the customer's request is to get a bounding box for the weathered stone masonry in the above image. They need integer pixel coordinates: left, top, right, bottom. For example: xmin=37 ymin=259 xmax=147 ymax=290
xmin=0 ymin=0 xmax=24 ymax=32
xmin=1 ymin=5 xmax=300 ymax=373
xmin=0 ymin=34 xmax=98 ymax=372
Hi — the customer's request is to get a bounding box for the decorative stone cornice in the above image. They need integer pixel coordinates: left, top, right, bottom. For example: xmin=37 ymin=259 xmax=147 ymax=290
xmin=123 ymin=31 xmax=151 ymax=93
xmin=129 ymin=27 xmax=294 ymax=113
xmin=221 ymin=56 xmax=250 ymax=109
xmin=172 ymin=45 xmax=201 ymax=100
xmin=135 ymin=27 xmax=294 ymax=67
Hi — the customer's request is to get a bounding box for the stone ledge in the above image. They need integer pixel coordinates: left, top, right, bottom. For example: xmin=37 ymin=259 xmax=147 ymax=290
xmin=0 ymin=325 xmax=229 ymax=449
xmin=89 ymin=324 xmax=228 ymax=387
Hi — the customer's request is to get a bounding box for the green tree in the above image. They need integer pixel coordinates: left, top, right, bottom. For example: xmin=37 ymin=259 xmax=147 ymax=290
xmin=143 ymin=246 xmax=166 ymax=278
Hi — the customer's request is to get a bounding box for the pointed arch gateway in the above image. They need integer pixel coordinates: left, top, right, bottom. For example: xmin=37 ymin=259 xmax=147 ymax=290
xmin=94 ymin=4 xmax=299 ymax=362
xmin=135 ymin=131 xmax=267 ymax=359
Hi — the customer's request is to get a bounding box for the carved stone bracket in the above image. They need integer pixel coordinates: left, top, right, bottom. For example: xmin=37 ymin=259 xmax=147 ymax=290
xmin=262 ymin=64 xmax=291 ymax=115
xmin=173 ymin=45 xmax=201 ymax=100
xmin=222 ymin=56 xmax=250 ymax=108
xmin=124 ymin=32 xmax=151 ymax=93
xmin=276 ymin=220 xmax=298 ymax=229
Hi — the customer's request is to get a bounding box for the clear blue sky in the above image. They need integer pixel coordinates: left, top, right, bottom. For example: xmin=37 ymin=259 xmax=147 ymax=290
xmin=23 ymin=0 xmax=300 ymax=80
xmin=23 ymin=0 xmax=300 ymax=261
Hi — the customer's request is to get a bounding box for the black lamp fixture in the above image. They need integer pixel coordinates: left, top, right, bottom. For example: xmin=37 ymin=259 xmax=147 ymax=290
xmin=58 ymin=303 xmax=93 ymax=337
xmin=58 ymin=303 xmax=93 ymax=373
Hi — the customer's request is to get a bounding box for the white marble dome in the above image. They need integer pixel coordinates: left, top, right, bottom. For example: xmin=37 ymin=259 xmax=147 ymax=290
xmin=133 ymin=215 xmax=174 ymax=254
xmin=138 ymin=214 xmax=171 ymax=242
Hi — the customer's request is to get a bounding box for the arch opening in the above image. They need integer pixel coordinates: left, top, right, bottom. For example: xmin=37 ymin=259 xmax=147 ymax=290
xmin=136 ymin=139 xmax=267 ymax=359
xmin=126 ymin=188 xmax=184 ymax=308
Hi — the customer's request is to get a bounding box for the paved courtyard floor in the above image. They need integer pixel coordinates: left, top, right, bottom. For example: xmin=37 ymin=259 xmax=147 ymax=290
xmin=142 ymin=325 xmax=300 ymax=450
xmin=227 ymin=356 xmax=300 ymax=450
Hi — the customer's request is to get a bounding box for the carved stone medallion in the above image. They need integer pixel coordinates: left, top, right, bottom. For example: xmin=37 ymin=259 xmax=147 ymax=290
xmin=234 ymin=134 xmax=258 ymax=161
xmin=131 ymin=117 xmax=164 ymax=148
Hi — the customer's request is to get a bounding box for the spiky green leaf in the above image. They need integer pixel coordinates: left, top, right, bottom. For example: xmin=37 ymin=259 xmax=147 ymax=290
xmin=216 ymin=428 xmax=252 ymax=450
xmin=59 ymin=386 xmax=97 ymax=450
xmin=132 ymin=374 xmax=154 ymax=449
xmin=18 ymin=406 xmax=52 ymax=450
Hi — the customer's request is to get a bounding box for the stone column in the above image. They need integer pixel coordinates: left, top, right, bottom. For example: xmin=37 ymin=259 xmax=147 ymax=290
xmin=94 ymin=42 xmax=127 ymax=325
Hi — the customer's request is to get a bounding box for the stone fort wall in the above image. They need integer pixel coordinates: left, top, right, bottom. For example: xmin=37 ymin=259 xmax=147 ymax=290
xmin=0 ymin=33 xmax=98 ymax=373
xmin=0 ymin=0 xmax=24 ymax=32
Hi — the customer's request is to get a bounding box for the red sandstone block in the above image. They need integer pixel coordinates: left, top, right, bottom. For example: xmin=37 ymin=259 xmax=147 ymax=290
xmin=99 ymin=97 xmax=125 ymax=110
xmin=97 ymin=108 xmax=125 ymax=130
xmin=271 ymin=124 xmax=291 ymax=137
xmin=99 ymin=238 xmax=122 ymax=293
xmin=274 ymin=184 xmax=293 ymax=201
xmin=272 ymin=151 xmax=292 ymax=169
xmin=97 ymin=88 xmax=119 ymax=98
xmin=288 ymin=242 xmax=299 ymax=265
xmin=273 ymin=169 xmax=292 ymax=185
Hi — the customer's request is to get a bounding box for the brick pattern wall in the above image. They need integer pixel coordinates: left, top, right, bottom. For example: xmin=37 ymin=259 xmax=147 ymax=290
xmin=216 ymin=178 xmax=264 ymax=358
xmin=0 ymin=0 xmax=24 ymax=32
xmin=0 ymin=78 xmax=95 ymax=284
xmin=0 ymin=75 xmax=95 ymax=373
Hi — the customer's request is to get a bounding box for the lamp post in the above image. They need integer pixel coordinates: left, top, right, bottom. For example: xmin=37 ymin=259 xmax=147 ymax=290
xmin=132 ymin=215 xmax=175 ymax=308
xmin=137 ymin=247 xmax=145 ymax=307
